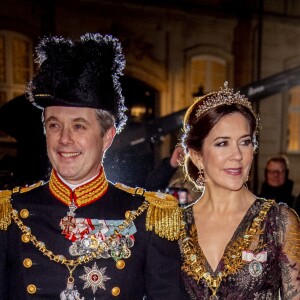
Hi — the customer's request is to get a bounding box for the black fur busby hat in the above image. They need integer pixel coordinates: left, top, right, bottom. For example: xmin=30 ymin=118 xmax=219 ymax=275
xmin=26 ymin=33 xmax=127 ymax=133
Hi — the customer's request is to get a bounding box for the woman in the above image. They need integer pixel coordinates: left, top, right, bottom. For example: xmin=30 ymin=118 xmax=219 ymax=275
xmin=179 ymin=82 xmax=300 ymax=299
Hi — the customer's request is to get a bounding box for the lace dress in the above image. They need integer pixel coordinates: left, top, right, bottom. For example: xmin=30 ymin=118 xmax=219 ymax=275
xmin=180 ymin=198 xmax=300 ymax=300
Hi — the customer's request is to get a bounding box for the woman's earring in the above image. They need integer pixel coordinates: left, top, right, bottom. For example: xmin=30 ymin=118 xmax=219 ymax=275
xmin=196 ymin=168 xmax=206 ymax=187
xmin=244 ymin=173 xmax=249 ymax=188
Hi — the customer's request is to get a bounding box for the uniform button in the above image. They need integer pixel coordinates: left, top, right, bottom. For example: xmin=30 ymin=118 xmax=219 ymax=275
xmin=20 ymin=209 xmax=29 ymax=218
xmin=21 ymin=234 xmax=30 ymax=243
xmin=23 ymin=258 xmax=32 ymax=268
xmin=116 ymin=260 xmax=125 ymax=269
xmin=111 ymin=287 xmax=120 ymax=296
xmin=27 ymin=284 xmax=36 ymax=294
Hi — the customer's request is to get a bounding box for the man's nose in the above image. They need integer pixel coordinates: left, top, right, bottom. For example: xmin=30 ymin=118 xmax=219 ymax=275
xmin=59 ymin=128 xmax=74 ymax=145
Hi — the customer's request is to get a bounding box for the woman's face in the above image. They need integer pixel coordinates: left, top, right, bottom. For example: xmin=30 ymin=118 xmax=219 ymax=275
xmin=191 ymin=112 xmax=254 ymax=192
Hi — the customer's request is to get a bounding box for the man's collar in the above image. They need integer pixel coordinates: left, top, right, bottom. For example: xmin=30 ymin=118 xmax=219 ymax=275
xmin=49 ymin=168 xmax=108 ymax=207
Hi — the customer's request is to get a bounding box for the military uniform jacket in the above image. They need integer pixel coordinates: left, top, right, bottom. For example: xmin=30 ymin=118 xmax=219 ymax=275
xmin=0 ymin=176 xmax=188 ymax=299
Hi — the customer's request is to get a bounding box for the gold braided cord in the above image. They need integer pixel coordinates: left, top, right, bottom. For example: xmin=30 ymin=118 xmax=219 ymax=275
xmin=74 ymin=180 xmax=108 ymax=207
xmin=0 ymin=190 xmax=13 ymax=230
xmin=115 ymin=183 xmax=182 ymax=240
xmin=10 ymin=201 xmax=149 ymax=269
xmin=49 ymin=169 xmax=108 ymax=207
xmin=49 ymin=171 xmax=72 ymax=204
xmin=74 ymin=169 xmax=108 ymax=199
xmin=19 ymin=181 xmax=44 ymax=193
xmin=181 ymin=199 xmax=275 ymax=297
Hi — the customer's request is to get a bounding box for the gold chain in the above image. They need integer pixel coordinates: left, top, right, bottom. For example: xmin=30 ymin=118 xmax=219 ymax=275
xmin=180 ymin=199 xmax=274 ymax=298
xmin=11 ymin=201 xmax=149 ymax=270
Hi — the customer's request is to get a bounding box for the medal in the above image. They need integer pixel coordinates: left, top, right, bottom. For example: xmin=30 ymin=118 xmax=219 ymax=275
xmin=79 ymin=262 xmax=111 ymax=294
xmin=60 ymin=200 xmax=78 ymax=236
xmin=11 ymin=196 xmax=149 ymax=300
xmin=60 ymin=274 xmax=84 ymax=300
xmin=249 ymin=260 xmax=263 ymax=277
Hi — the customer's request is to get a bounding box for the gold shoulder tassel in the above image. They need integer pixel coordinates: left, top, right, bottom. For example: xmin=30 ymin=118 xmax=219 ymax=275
xmin=115 ymin=183 xmax=182 ymax=240
xmin=144 ymin=191 xmax=182 ymax=241
xmin=0 ymin=190 xmax=12 ymax=230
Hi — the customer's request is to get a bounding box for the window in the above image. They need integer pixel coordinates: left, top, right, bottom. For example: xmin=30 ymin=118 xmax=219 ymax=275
xmin=190 ymin=55 xmax=227 ymax=98
xmin=287 ymin=86 xmax=300 ymax=152
xmin=0 ymin=31 xmax=32 ymax=106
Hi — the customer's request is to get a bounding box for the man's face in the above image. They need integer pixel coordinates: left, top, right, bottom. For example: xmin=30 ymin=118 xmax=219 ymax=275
xmin=44 ymin=106 xmax=115 ymax=185
xmin=266 ymin=161 xmax=286 ymax=187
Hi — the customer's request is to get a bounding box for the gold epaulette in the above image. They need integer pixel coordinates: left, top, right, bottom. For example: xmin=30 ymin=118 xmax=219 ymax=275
xmin=18 ymin=180 xmax=44 ymax=194
xmin=115 ymin=183 xmax=182 ymax=241
xmin=0 ymin=190 xmax=12 ymax=230
xmin=0 ymin=181 xmax=44 ymax=231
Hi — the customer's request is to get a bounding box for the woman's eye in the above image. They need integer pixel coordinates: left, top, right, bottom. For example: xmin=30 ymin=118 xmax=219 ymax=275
xmin=215 ymin=141 xmax=227 ymax=147
xmin=241 ymin=139 xmax=252 ymax=146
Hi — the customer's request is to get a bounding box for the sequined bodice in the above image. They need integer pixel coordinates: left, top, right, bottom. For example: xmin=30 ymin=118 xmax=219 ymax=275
xmin=180 ymin=199 xmax=286 ymax=300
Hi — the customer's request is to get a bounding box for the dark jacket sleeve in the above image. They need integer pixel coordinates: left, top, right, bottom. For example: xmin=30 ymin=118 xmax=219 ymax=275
xmin=144 ymin=232 xmax=188 ymax=300
xmin=0 ymin=231 xmax=8 ymax=298
xmin=145 ymin=157 xmax=178 ymax=191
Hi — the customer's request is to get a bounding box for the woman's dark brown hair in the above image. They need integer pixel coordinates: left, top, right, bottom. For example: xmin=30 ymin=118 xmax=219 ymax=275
xmin=181 ymin=93 xmax=258 ymax=189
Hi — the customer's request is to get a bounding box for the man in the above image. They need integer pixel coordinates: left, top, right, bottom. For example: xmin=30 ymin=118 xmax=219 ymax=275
xmin=259 ymin=155 xmax=295 ymax=207
xmin=0 ymin=33 xmax=187 ymax=299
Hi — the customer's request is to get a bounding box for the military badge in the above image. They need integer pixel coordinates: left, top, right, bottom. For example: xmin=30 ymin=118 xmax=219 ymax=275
xmin=79 ymin=262 xmax=111 ymax=294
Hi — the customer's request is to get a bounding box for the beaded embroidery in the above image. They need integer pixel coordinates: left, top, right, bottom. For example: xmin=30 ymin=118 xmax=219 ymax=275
xmin=180 ymin=199 xmax=275 ymax=299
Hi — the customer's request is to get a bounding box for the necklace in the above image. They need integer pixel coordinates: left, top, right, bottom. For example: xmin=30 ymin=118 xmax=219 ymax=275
xmin=11 ymin=201 xmax=149 ymax=298
xmin=180 ymin=199 xmax=274 ymax=299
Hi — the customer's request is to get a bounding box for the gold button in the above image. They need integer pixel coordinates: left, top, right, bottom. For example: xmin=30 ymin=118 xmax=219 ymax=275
xmin=111 ymin=287 xmax=120 ymax=296
xmin=21 ymin=234 xmax=30 ymax=243
xmin=116 ymin=260 xmax=125 ymax=269
xmin=20 ymin=209 xmax=29 ymax=219
xmin=27 ymin=284 xmax=36 ymax=294
xmin=23 ymin=258 xmax=32 ymax=268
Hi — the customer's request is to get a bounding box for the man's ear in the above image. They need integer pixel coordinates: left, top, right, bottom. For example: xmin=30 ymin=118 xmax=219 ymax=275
xmin=103 ymin=126 xmax=116 ymax=152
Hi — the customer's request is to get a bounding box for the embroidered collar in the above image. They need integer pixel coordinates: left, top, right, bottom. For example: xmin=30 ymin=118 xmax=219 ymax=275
xmin=49 ymin=168 xmax=108 ymax=207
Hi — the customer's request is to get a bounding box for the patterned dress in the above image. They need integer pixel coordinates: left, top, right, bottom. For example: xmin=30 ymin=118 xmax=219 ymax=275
xmin=180 ymin=198 xmax=300 ymax=299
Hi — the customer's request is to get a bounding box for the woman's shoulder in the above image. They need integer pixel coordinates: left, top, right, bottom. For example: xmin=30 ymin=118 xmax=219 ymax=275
xmin=254 ymin=197 xmax=299 ymax=223
xmin=258 ymin=197 xmax=298 ymax=217
xmin=277 ymin=202 xmax=300 ymax=223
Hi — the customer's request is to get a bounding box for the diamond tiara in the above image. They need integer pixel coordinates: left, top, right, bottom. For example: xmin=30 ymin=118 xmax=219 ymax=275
xmin=195 ymin=81 xmax=253 ymax=119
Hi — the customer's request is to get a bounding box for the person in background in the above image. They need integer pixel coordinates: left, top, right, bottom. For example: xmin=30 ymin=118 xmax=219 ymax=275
xmin=0 ymin=94 xmax=50 ymax=188
xmin=145 ymin=145 xmax=183 ymax=191
xmin=145 ymin=145 xmax=200 ymax=204
xmin=259 ymin=155 xmax=295 ymax=207
xmin=0 ymin=33 xmax=188 ymax=299
xmin=176 ymin=82 xmax=300 ymax=299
